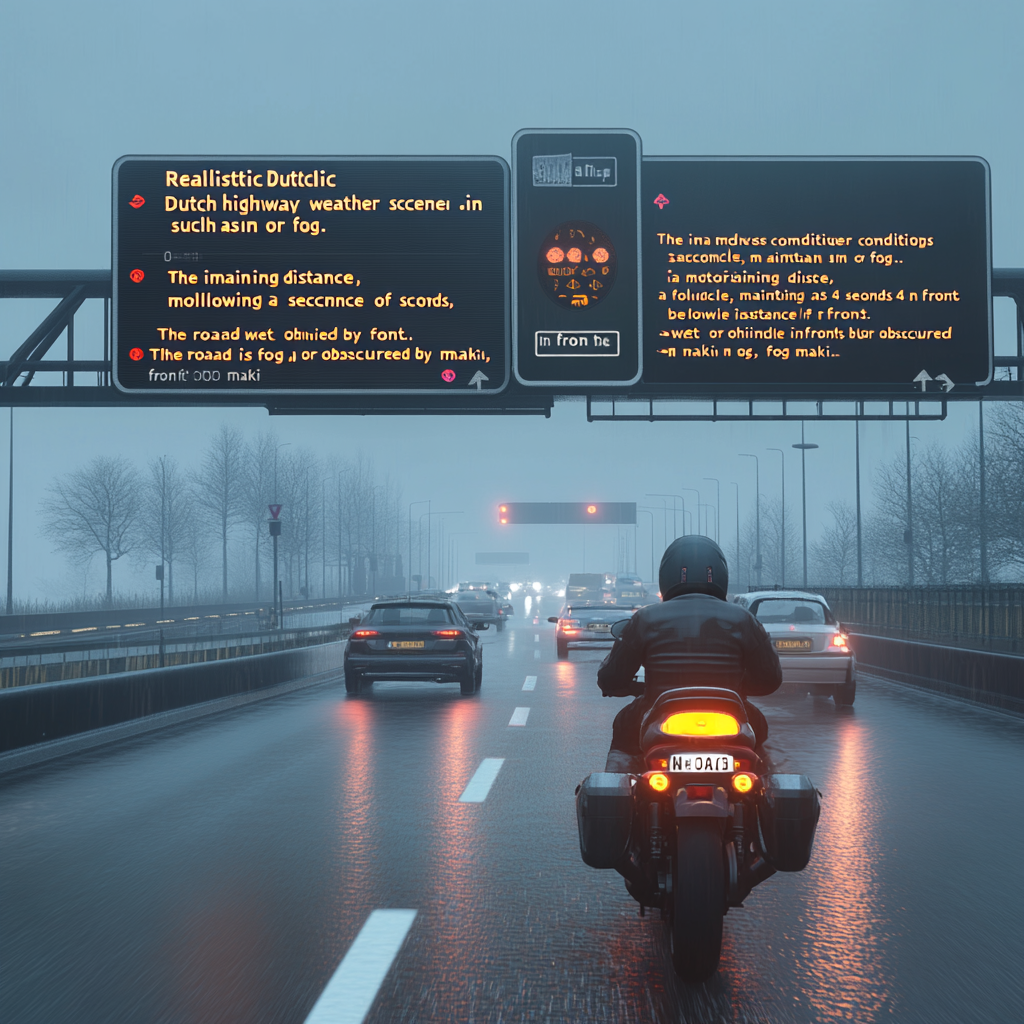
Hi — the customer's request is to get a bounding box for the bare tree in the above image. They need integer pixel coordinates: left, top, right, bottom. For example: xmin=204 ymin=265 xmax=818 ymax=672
xmin=986 ymin=403 xmax=1024 ymax=577
xmin=140 ymin=457 xmax=192 ymax=604
xmin=194 ymin=425 xmax=245 ymax=600
xmin=241 ymin=432 xmax=279 ymax=601
xmin=41 ymin=455 xmax=141 ymax=605
xmin=811 ymin=501 xmax=858 ymax=585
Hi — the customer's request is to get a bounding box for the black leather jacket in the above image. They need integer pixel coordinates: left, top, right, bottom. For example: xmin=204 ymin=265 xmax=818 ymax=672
xmin=596 ymin=593 xmax=782 ymax=700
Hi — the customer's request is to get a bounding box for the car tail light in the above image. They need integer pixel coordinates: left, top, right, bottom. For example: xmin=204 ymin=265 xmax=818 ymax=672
xmin=686 ymin=785 xmax=713 ymax=800
xmin=660 ymin=711 xmax=739 ymax=737
xmin=731 ymin=772 xmax=757 ymax=794
xmin=433 ymin=629 xmax=463 ymax=638
xmin=350 ymin=629 xmax=379 ymax=639
xmin=830 ymin=632 xmax=850 ymax=651
xmin=558 ymin=619 xmax=580 ymax=630
xmin=645 ymin=772 xmax=670 ymax=792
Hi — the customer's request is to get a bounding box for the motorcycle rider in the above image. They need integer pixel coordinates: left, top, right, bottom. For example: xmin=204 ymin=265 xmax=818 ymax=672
xmin=597 ymin=536 xmax=781 ymax=772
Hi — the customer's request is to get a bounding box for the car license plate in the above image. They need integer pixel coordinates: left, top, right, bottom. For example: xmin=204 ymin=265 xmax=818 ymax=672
xmin=775 ymin=638 xmax=812 ymax=651
xmin=388 ymin=641 xmax=425 ymax=649
xmin=588 ymin=623 xmax=611 ymax=631
xmin=669 ymin=753 xmax=733 ymax=773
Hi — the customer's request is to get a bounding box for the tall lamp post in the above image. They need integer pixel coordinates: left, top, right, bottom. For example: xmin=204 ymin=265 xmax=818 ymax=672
xmin=272 ymin=442 xmax=290 ymax=628
xmin=730 ymin=482 xmax=740 ymax=589
xmin=703 ymin=478 xmax=721 ymax=543
xmin=638 ymin=508 xmax=656 ymax=581
xmin=739 ymin=454 xmax=761 ymax=587
xmin=792 ymin=424 xmax=819 ymax=588
xmin=766 ymin=449 xmax=786 ymax=588
xmin=647 ymin=493 xmax=686 ymax=541
xmin=855 ymin=417 xmax=863 ymax=587
xmin=419 ymin=511 xmax=462 ymax=589
xmin=680 ymin=488 xmax=700 ymax=535
xmin=408 ymin=499 xmax=429 ymax=591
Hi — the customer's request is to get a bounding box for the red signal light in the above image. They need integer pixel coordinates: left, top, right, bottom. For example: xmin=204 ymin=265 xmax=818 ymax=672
xmin=587 ymin=504 xmax=597 ymax=514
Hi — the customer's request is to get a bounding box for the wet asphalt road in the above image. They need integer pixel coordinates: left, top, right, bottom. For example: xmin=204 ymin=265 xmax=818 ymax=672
xmin=1 ymin=605 xmax=1022 ymax=1024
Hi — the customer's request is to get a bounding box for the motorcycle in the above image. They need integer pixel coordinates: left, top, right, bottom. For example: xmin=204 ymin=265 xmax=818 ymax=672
xmin=576 ymin=627 xmax=821 ymax=982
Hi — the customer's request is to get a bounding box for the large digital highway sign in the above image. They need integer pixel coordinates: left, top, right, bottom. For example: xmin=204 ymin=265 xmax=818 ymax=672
xmin=113 ymin=157 xmax=509 ymax=394
xmin=112 ymin=142 xmax=992 ymax=401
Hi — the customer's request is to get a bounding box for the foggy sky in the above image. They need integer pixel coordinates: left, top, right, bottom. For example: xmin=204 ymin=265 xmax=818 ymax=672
xmin=1 ymin=0 xmax=1021 ymax=600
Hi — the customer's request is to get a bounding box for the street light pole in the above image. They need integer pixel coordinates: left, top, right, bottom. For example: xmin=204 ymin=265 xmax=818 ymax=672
xmin=680 ymin=488 xmax=700 ymax=535
xmin=647 ymin=494 xmax=687 ymax=542
xmin=739 ymin=454 xmax=761 ymax=587
xmin=855 ymin=417 xmax=863 ymax=587
xmin=6 ymin=407 xmax=12 ymax=616
xmin=638 ymin=508 xmax=656 ymax=581
xmin=703 ymin=478 xmax=720 ymax=544
xmin=731 ymin=482 xmax=740 ymax=588
xmin=792 ymin=425 xmax=819 ymax=589
xmin=766 ymin=449 xmax=785 ymax=588
xmin=408 ymin=500 xmax=429 ymax=592
xmin=905 ymin=414 xmax=914 ymax=586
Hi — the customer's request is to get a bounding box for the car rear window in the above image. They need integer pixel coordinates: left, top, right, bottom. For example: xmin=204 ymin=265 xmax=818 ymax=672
xmin=456 ymin=593 xmax=494 ymax=603
xmin=752 ymin=599 xmax=829 ymax=625
xmin=365 ymin=605 xmax=454 ymax=626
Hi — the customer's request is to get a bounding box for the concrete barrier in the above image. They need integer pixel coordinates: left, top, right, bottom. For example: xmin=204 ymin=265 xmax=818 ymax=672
xmin=850 ymin=633 xmax=1024 ymax=715
xmin=0 ymin=641 xmax=344 ymax=753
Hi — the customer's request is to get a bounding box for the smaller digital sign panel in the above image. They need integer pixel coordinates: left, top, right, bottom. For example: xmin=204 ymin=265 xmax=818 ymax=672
xmin=513 ymin=130 xmax=642 ymax=387
xmin=113 ymin=156 xmax=509 ymax=395
xmin=497 ymin=502 xmax=636 ymax=525
xmin=642 ymin=157 xmax=991 ymax=391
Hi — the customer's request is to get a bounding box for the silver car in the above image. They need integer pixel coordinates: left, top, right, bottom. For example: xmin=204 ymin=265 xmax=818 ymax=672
xmin=732 ymin=590 xmax=856 ymax=706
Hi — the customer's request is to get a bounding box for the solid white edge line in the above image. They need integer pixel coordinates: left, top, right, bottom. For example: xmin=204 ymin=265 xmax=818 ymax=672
xmin=522 ymin=675 xmax=537 ymax=690
xmin=458 ymin=757 xmax=505 ymax=802
xmin=508 ymin=706 xmax=530 ymax=727
xmin=304 ymin=909 xmax=417 ymax=1024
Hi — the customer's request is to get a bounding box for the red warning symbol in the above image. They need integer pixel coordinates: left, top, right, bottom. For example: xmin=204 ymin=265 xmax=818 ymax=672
xmin=268 ymin=504 xmax=282 ymax=520
xmin=653 ymin=194 xmax=670 ymax=210
xmin=441 ymin=368 xmax=456 ymax=383
xmin=129 ymin=195 xmax=146 ymax=209
xmin=129 ymin=347 xmax=144 ymax=361
xmin=129 ymin=269 xmax=145 ymax=283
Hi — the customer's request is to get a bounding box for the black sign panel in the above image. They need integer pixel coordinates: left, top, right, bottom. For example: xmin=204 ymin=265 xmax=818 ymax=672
xmin=513 ymin=130 xmax=642 ymax=387
xmin=642 ymin=158 xmax=991 ymax=391
xmin=497 ymin=502 xmax=636 ymax=525
xmin=113 ymin=156 xmax=509 ymax=394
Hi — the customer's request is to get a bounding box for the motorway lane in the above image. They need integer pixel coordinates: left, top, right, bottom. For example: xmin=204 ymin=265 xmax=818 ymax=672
xmin=1 ymin=612 xmax=1022 ymax=1023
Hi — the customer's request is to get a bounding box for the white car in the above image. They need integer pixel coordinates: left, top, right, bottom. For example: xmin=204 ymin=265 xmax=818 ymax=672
xmin=732 ymin=590 xmax=856 ymax=706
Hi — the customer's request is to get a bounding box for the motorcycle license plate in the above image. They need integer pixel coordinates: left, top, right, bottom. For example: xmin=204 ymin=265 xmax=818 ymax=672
xmin=388 ymin=641 xmax=425 ymax=649
xmin=669 ymin=753 xmax=733 ymax=773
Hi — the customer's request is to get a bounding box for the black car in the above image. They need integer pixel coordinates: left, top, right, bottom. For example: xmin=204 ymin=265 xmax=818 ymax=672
xmin=549 ymin=602 xmax=640 ymax=659
xmin=453 ymin=589 xmax=506 ymax=631
xmin=344 ymin=599 xmax=485 ymax=695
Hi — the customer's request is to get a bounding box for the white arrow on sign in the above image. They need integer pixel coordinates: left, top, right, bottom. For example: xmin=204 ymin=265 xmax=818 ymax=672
xmin=467 ymin=371 xmax=489 ymax=390
xmin=913 ymin=370 xmax=933 ymax=392
xmin=935 ymin=373 xmax=955 ymax=391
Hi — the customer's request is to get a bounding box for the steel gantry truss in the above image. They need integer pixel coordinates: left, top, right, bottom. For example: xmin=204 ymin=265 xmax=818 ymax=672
xmin=1 ymin=268 xmax=1021 ymax=419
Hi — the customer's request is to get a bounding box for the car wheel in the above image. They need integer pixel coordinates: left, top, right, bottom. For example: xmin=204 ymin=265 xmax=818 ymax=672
xmin=474 ymin=659 xmax=483 ymax=691
xmin=496 ymin=618 xmax=505 ymax=632
xmin=460 ymin=664 xmax=476 ymax=696
xmin=344 ymin=670 xmax=361 ymax=695
xmin=557 ymin=639 xmax=568 ymax=659
xmin=834 ymin=678 xmax=856 ymax=706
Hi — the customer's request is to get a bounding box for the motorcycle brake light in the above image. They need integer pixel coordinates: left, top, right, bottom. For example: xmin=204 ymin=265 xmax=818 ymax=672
xmin=661 ymin=711 xmax=739 ymax=737
xmin=686 ymin=785 xmax=713 ymax=800
xmin=351 ymin=629 xmax=379 ymax=639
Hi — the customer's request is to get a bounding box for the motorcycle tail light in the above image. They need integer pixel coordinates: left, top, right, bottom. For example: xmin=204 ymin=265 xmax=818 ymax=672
xmin=686 ymin=785 xmax=713 ymax=800
xmin=350 ymin=629 xmax=379 ymax=639
xmin=646 ymin=772 xmax=670 ymax=792
xmin=433 ymin=629 xmax=463 ymax=638
xmin=831 ymin=633 xmax=849 ymax=651
xmin=661 ymin=711 xmax=739 ymax=737
xmin=732 ymin=772 xmax=757 ymax=794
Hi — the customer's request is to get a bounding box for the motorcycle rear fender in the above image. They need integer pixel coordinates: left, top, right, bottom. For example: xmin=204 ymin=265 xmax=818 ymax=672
xmin=673 ymin=786 xmax=731 ymax=823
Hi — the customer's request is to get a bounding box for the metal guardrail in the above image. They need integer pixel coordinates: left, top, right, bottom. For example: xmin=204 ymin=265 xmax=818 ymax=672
xmin=816 ymin=586 xmax=1024 ymax=654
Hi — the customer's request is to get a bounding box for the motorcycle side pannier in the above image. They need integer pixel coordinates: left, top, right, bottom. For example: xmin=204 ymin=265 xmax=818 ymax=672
xmin=575 ymin=772 xmax=633 ymax=869
xmin=758 ymin=774 xmax=821 ymax=872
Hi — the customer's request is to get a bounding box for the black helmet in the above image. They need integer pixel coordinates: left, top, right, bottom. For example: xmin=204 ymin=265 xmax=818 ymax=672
xmin=658 ymin=536 xmax=729 ymax=601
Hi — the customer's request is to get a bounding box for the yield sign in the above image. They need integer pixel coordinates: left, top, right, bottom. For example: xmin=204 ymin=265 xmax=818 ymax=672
xmin=268 ymin=504 xmax=282 ymax=520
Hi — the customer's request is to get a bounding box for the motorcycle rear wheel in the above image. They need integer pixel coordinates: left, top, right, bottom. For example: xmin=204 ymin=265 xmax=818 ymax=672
xmin=669 ymin=821 xmax=725 ymax=982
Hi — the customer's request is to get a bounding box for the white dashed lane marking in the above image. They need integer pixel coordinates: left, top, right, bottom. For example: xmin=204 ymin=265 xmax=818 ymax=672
xmin=304 ymin=909 xmax=417 ymax=1024
xmin=533 ymin=649 xmax=541 ymax=659
xmin=522 ymin=675 xmax=537 ymax=691
xmin=508 ymin=707 xmax=530 ymax=727
xmin=458 ymin=758 xmax=505 ymax=802
xmin=534 ymin=634 xmax=540 ymax=642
